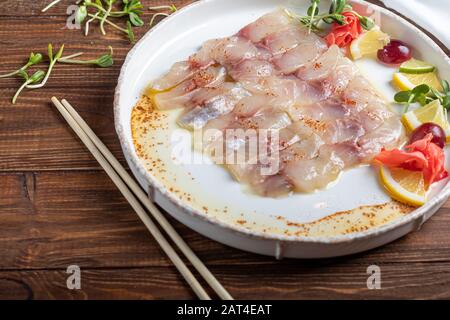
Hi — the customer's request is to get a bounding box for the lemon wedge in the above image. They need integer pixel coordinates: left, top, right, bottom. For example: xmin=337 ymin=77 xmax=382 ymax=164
xmin=380 ymin=166 xmax=426 ymax=207
xmin=402 ymin=100 xmax=450 ymax=141
xmin=393 ymin=71 xmax=443 ymax=91
xmin=350 ymin=28 xmax=390 ymax=60
xmin=399 ymin=58 xmax=436 ymax=74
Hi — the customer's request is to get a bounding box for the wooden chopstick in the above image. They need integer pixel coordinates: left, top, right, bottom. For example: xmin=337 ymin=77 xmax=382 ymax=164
xmin=59 ymin=98 xmax=233 ymax=300
xmin=52 ymin=97 xmax=233 ymax=300
xmin=51 ymin=97 xmax=209 ymax=300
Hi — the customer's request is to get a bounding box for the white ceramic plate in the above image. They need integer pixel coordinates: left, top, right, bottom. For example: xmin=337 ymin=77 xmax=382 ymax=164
xmin=115 ymin=0 xmax=450 ymax=258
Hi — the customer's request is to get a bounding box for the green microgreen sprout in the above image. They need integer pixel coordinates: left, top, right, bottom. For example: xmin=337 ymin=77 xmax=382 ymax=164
xmin=42 ymin=0 xmax=63 ymax=12
xmin=99 ymin=0 xmax=115 ymax=35
xmin=12 ymin=70 xmax=45 ymax=104
xmin=430 ymin=80 xmax=450 ymax=109
xmin=58 ymin=46 xmax=114 ymax=67
xmin=70 ymin=0 xmax=143 ymax=42
xmin=394 ymin=84 xmax=432 ymax=113
xmin=0 ymin=52 xmax=43 ymax=78
xmin=149 ymin=4 xmax=178 ymax=27
xmin=395 ymin=81 xmax=450 ymax=113
xmin=352 ymin=11 xmax=375 ymax=30
xmin=1 ymin=43 xmax=114 ymax=104
xmin=123 ymin=0 xmax=144 ymax=27
xmin=288 ymin=0 xmax=374 ymax=34
xmin=27 ymin=44 xmax=65 ymax=90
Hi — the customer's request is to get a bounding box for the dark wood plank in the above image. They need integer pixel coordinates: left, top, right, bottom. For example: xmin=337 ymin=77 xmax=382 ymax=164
xmin=1 ymin=171 xmax=450 ymax=299
xmin=0 ymin=268 xmax=194 ymax=300
xmin=1 ymin=261 xmax=450 ymax=299
xmin=1 ymin=0 xmax=450 ymax=300
xmin=0 ymin=87 xmax=127 ymax=171
xmin=0 ymin=0 xmax=191 ymax=17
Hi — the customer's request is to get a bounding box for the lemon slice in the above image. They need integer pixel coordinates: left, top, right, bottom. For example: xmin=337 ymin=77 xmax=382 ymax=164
xmin=380 ymin=166 xmax=426 ymax=207
xmin=399 ymin=58 xmax=436 ymax=74
xmin=393 ymin=71 xmax=443 ymax=91
xmin=402 ymin=100 xmax=450 ymax=141
xmin=350 ymin=27 xmax=390 ymax=60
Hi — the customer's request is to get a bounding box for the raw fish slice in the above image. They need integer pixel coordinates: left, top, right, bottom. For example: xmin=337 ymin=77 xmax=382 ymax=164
xmin=321 ymin=57 xmax=359 ymax=94
xmin=239 ymin=9 xmax=292 ymax=43
xmin=152 ymin=61 xmax=194 ymax=91
xmin=324 ymin=143 xmax=362 ymax=167
xmin=228 ymin=163 xmax=293 ymax=197
xmin=188 ymin=39 xmax=221 ymax=68
xmin=357 ymin=116 xmax=405 ymax=161
xmin=228 ymin=59 xmax=275 ymax=82
xmin=238 ymin=107 xmax=291 ymax=130
xmin=152 ymin=66 xmax=226 ymax=110
xmin=242 ymin=77 xmax=325 ymax=110
xmin=286 ymin=98 xmax=349 ymax=123
xmin=233 ymin=95 xmax=271 ymax=117
xmin=177 ymin=84 xmax=250 ymax=130
xmin=287 ymin=100 xmax=365 ymax=144
xmin=297 ymin=45 xmax=358 ymax=94
xmin=283 ymin=147 xmax=345 ymax=193
xmin=224 ymin=133 xmax=292 ymax=197
xmin=357 ymin=103 xmax=395 ymax=132
xmin=261 ymin=24 xmax=308 ymax=55
xmin=297 ymin=45 xmax=342 ymax=81
xmin=191 ymin=36 xmax=267 ymax=68
xmin=279 ymin=131 xmax=323 ymax=163
xmin=272 ymin=39 xmax=327 ymax=74
xmin=342 ymin=76 xmax=386 ymax=112
xmin=325 ymin=118 xmax=365 ymax=144
xmin=269 ymin=26 xmax=327 ymax=74
xmin=153 ymin=38 xmax=239 ymax=90
xmin=252 ymin=174 xmax=293 ymax=197
xmin=211 ymin=36 xmax=264 ymax=65
xmin=342 ymin=76 xmax=394 ymax=131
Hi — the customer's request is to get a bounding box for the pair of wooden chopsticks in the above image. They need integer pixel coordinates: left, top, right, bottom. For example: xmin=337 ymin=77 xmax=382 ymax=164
xmin=51 ymin=97 xmax=233 ymax=300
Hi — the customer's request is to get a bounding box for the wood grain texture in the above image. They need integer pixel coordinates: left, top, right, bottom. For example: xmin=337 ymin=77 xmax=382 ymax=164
xmin=0 ymin=0 xmax=449 ymax=300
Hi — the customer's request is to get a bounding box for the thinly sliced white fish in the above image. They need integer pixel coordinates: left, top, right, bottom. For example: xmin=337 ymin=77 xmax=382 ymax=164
xmin=178 ymin=84 xmax=250 ymax=130
xmin=272 ymin=40 xmax=327 ymax=74
xmin=357 ymin=115 xmax=405 ymax=161
xmin=238 ymin=9 xmax=292 ymax=43
xmin=190 ymin=36 xmax=268 ymax=68
xmin=152 ymin=61 xmax=195 ymax=91
xmin=238 ymin=107 xmax=292 ymax=130
xmin=261 ymin=24 xmax=308 ymax=55
xmin=297 ymin=45 xmax=358 ymax=95
xmin=152 ymin=66 xmax=227 ymax=110
xmin=283 ymin=146 xmax=345 ymax=193
xmin=228 ymin=59 xmax=275 ymax=82
xmin=233 ymin=95 xmax=271 ymax=117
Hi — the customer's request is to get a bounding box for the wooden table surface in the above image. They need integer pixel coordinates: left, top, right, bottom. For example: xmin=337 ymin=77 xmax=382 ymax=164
xmin=0 ymin=0 xmax=449 ymax=300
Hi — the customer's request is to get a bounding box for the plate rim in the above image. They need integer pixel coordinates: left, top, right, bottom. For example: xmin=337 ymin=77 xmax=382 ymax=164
xmin=114 ymin=0 xmax=450 ymax=244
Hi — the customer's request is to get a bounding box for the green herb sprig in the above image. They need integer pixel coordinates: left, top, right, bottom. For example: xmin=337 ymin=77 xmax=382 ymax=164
xmin=290 ymin=0 xmax=374 ymax=34
xmin=394 ymin=84 xmax=431 ymax=113
xmin=74 ymin=0 xmax=146 ymax=42
xmin=394 ymin=80 xmax=450 ymax=113
xmin=430 ymin=80 xmax=450 ymax=109
xmin=0 ymin=53 xmax=43 ymax=78
xmin=0 ymin=44 xmax=114 ymax=104
xmin=26 ymin=44 xmax=65 ymax=90
xmin=42 ymin=0 xmax=64 ymax=13
xmin=149 ymin=5 xmax=178 ymax=27
xmin=58 ymin=46 xmax=114 ymax=67
xmin=43 ymin=1 xmax=176 ymax=42
xmin=12 ymin=70 xmax=45 ymax=104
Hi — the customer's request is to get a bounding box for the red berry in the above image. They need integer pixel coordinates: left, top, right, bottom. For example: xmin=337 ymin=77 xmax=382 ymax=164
xmin=409 ymin=123 xmax=446 ymax=148
xmin=377 ymin=40 xmax=412 ymax=64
